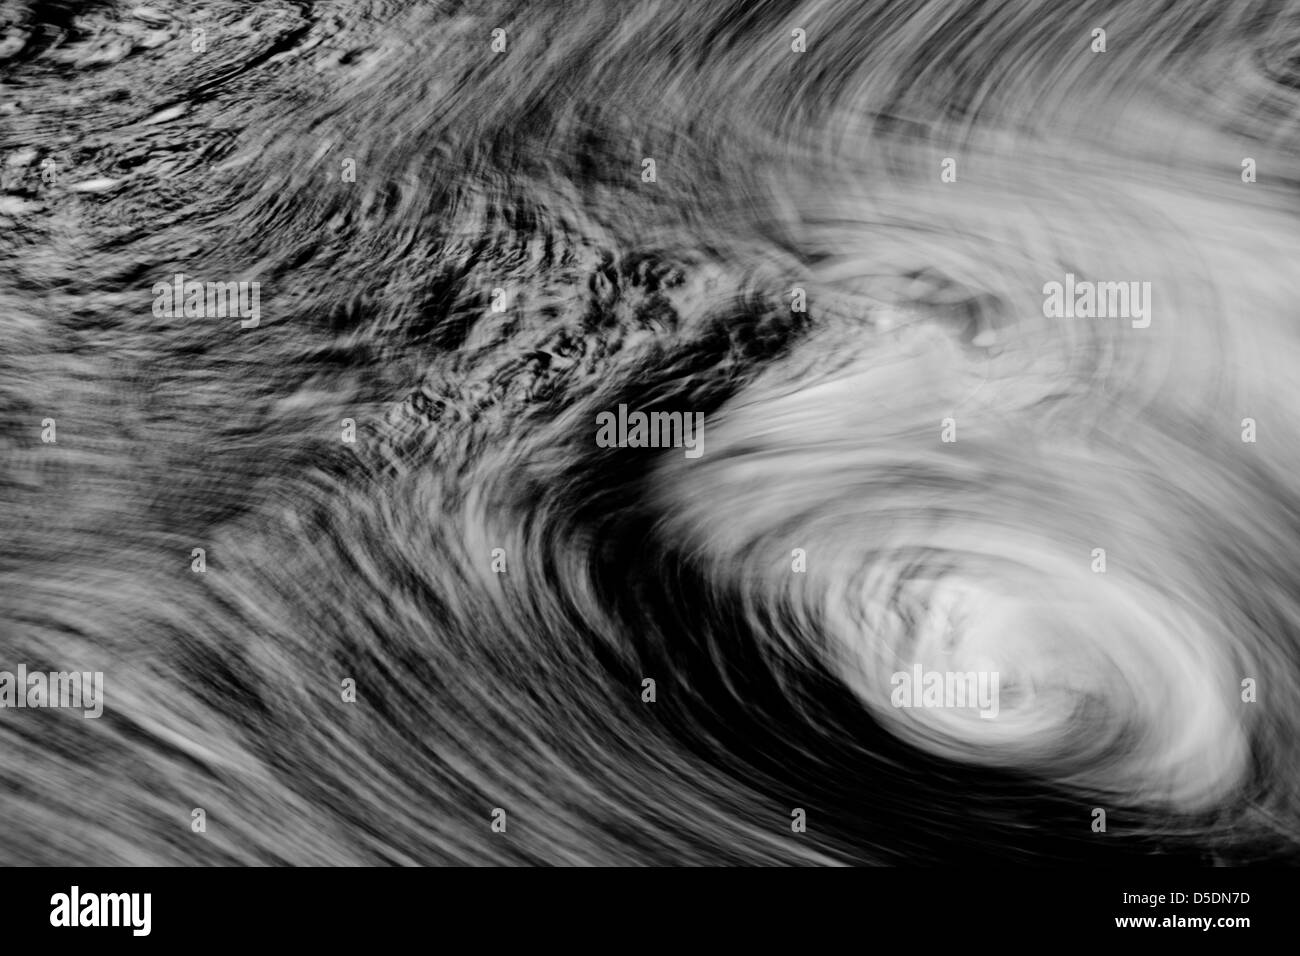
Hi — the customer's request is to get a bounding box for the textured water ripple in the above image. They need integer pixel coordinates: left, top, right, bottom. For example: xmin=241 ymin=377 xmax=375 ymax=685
xmin=1 ymin=0 xmax=1299 ymax=865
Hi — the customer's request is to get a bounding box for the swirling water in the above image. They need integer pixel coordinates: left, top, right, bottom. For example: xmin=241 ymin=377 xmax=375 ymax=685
xmin=2 ymin=0 xmax=1300 ymax=864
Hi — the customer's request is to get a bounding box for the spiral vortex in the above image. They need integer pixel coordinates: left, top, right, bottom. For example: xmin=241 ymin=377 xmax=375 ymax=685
xmin=2 ymin=0 xmax=1299 ymax=865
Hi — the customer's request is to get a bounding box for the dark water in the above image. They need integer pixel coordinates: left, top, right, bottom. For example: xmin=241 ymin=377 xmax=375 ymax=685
xmin=2 ymin=0 xmax=1300 ymax=864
